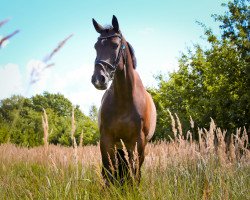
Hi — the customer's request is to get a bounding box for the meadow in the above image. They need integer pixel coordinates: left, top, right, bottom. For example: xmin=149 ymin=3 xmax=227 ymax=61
xmin=1 ymin=1 xmax=249 ymax=199
xmin=0 ymin=117 xmax=249 ymax=200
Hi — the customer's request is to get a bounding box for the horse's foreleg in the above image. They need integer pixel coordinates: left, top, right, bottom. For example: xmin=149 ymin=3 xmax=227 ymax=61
xmin=133 ymin=132 xmax=146 ymax=183
xmin=100 ymin=135 xmax=116 ymax=185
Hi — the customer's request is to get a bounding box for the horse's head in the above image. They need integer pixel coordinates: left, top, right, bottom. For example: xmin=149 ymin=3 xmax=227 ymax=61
xmin=91 ymin=15 xmax=126 ymax=90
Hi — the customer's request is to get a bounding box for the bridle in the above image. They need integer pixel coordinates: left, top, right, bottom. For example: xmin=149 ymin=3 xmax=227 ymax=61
xmin=95 ymin=33 xmax=126 ymax=80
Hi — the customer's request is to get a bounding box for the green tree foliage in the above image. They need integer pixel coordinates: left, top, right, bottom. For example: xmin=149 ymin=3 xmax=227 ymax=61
xmin=149 ymin=0 xmax=249 ymax=140
xmin=89 ymin=104 xmax=98 ymax=122
xmin=0 ymin=92 xmax=99 ymax=146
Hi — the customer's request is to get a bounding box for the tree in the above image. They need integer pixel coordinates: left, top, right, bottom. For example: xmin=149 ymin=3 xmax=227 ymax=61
xmin=0 ymin=92 xmax=99 ymax=146
xmin=149 ymin=0 xmax=250 ymax=140
xmin=89 ymin=105 xmax=98 ymax=122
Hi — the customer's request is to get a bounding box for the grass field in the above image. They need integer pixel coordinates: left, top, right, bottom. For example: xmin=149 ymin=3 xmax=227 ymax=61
xmin=0 ymin=120 xmax=250 ymax=200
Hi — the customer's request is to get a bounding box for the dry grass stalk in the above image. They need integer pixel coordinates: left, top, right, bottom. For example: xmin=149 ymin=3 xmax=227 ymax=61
xmin=114 ymin=146 xmax=118 ymax=173
xmin=133 ymin=142 xmax=140 ymax=180
xmin=201 ymin=119 xmax=216 ymax=156
xmin=71 ymin=108 xmax=79 ymax=180
xmin=29 ymin=63 xmax=55 ymax=85
xmin=43 ymin=34 xmax=74 ymax=63
xmin=70 ymin=107 xmax=79 ymax=179
xmin=243 ymin=127 xmax=249 ymax=148
xmin=175 ymin=113 xmax=183 ymax=137
xmin=120 ymin=139 xmax=133 ymax=179
xmin=229 ymin=134 xmax=236 ymax=162
xmin=190 ymin=116 xmax=194 ymax=129
xmin=0 ymin=18 xmax=10 ymax=28
xmin=209 ymin=118 xmax=216 ymax=142
xmin=235 ymin=128 xmax=242 ymax=160
xmin=0 ymin=30 xmax=20 ymax=48
xmin=234 ymin=129 xmax=240 ymax=160
xmin=186 ymin=130 xmax=193 ymax=144
xmin=42 ymin=108 xmax=49 ymax=150
xmin=198 ymin=128 xmax=205 ymax=155
xmin=29 ymin=34 xmax=73 ymax=85
xmin=216 ymin=128 xmax=227 ymax=165
xmin=204 ymin=128 xmax=213 ymax=155
xmin=167 ymin=110 xmax=177 ymax=140
xmin=107 ymin=153 xmax=115 ymax=175
xmin=73 ymin=137 xmax=79 ymax=180
xmin=49 ymin=154 xmax=59 ymax=173
xmin=168 ymin=135 xmax=174 ymax=143
xmin=0 ymin=18 xmax=19 ymax=48
xmin=234 ymin=127 xmax=249 ymax=161
xmin=79 ymin=130 xmax=83 ymax=148
xmin=71 ymin=107 xmax=76 ymax=142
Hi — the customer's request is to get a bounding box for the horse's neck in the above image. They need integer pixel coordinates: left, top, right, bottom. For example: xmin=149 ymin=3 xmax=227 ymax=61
xmin=113 ymin=53 xmax=135 ymax=108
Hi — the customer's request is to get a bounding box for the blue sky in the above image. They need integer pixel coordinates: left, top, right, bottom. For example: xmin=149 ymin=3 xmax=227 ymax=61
xmin=0 ymin=0 xmax=229 ymax=114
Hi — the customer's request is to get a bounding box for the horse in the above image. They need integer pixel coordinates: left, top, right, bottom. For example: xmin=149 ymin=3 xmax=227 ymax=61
xmin=91 ymin=15 xmax=156 ymax=185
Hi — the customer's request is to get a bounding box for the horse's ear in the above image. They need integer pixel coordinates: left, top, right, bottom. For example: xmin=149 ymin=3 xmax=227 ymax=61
xmin=112 ymin=15 xmax=119 ymax=33
xmin=92 ymin=18 xmax=104 ymax=33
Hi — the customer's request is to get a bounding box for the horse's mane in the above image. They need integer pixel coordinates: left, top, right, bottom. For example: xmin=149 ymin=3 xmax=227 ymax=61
xmin=127 ymin=41 xmax=137 ymax=69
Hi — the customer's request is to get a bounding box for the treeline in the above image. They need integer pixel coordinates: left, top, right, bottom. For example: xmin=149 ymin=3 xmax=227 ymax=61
xmin=148 ymin=0 xmax=250 ymax=140
xmin=0 ymin=92 xmax=99 ymax=147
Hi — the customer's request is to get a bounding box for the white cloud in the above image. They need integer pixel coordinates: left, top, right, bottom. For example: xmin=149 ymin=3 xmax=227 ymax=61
xmin=64 ymin=89 xmax=105 ymax=114
xmin=26 ymin=63 xmax=105 ymax=114
xmin=0 ymin=63 xmax=24 ymax=99
xmin=138 ymin=27 xmax=155 ymax=36
xmin=0 ymin=60 xmax=103 ymax=114
xmin=49 ymin=64 xmax=105 ymax=114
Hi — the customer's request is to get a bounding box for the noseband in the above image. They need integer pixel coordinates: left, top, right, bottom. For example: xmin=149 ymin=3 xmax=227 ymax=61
xmin=95 ymin=34 xmax=126 ymax=80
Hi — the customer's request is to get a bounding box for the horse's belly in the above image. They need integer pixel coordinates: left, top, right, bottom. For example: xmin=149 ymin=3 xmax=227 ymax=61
xmin=145 ymin=92 xmax=157 ymax=141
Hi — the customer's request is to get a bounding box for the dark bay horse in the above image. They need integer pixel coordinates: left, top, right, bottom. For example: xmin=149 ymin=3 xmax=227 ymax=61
xmin=91 ymin=15 xmax=156 ymax=184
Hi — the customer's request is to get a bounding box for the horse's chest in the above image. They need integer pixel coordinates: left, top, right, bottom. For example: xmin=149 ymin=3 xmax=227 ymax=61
xmin=116 ymin=114 xmax=135 ymax=127
xmin=101 ymin=113 xmax=140 ymax=140
xmin=110 ymin=114 xmax=136 ymax=130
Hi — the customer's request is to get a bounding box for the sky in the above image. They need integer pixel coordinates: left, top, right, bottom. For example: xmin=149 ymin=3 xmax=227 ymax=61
xmin=0 ymin=0 xmax=229 ymax=114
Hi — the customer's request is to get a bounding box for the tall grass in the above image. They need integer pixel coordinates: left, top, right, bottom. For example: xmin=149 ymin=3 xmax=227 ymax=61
xmin=0 ymin=116 xmax=249 ymax=199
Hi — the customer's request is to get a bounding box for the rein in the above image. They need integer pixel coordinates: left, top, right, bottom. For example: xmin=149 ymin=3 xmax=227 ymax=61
xmin=95 ymin=34 xmax=126 ymax=80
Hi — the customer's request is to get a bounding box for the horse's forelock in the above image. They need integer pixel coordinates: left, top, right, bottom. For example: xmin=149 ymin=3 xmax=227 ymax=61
xmin=100 ymin=25 xmax=122 ymax=34
xmin=103 ymin=25 xmax=113 ymax=32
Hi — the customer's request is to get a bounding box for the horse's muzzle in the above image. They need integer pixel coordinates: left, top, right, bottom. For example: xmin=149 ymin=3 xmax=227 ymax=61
xmin=91 ymin=74 xmax=108 ymax=90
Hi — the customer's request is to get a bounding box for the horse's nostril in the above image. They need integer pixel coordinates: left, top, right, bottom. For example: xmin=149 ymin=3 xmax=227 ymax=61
xmin=99 ymin=75 xmax=106 ymax=84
